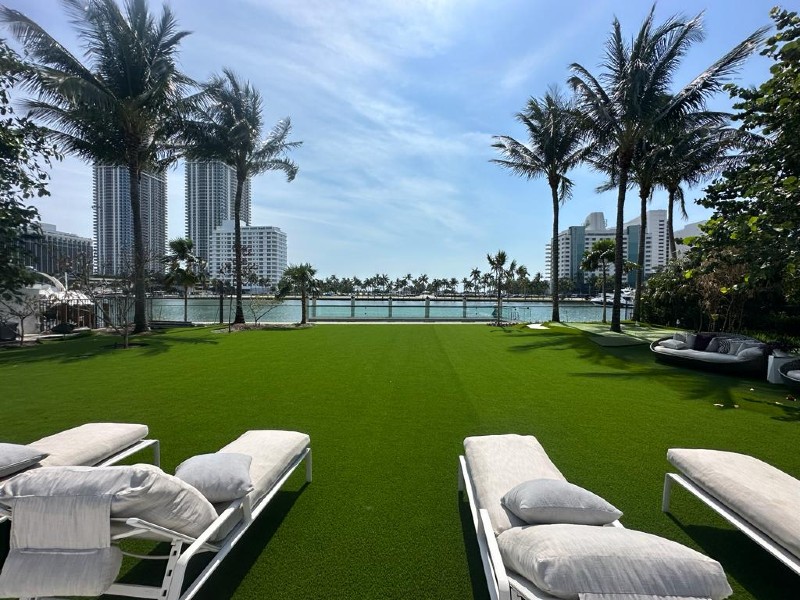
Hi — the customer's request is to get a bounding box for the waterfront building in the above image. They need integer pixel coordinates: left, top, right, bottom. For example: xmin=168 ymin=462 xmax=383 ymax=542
xmin=185 ymin=160 xmax=251 ymax=264
xmin=544 ymin=210 xmax=669 ymax=290
xmin=93 ymin=165 xmax=167 ymax=275
xmin=22 ymin=223 xmax=93 ymax=276
xmin=207 ymin=220 xmax=287 ymax=288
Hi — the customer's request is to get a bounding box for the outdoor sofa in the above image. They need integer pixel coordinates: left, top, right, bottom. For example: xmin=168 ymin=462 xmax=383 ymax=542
xmin=650 ymin=331 xmax=767 ymax=375
xmin=0 ymin=429 xmax=311 ymax=600
xmin=458 ymin=433 xmax=733 ymax=600
xmin=779 ymin=359 xmax=800 ymax=389
xmin=663 ymin=448 xmax=800 ymax=577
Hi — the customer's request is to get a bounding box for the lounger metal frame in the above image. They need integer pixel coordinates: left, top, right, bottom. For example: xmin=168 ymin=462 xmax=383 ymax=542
xmin=662 ymin=471 xmax=800 ymax=576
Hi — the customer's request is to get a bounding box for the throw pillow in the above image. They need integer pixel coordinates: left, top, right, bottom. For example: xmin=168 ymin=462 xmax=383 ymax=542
xmin=693 ymin=333 xmax=714 ymax=351
xmin=706 ymin=337 xmax=720 ymax=353
xmin=716 ymin=338 xmax=731 ymax=354
xmin=496 ymin=524 xmax=733 ymax=600
xmin=501 ymin=479 xmax=622 ymax=526
xmin=737 ymin=341 xmax=764 ymax=356
xmin=0 ymin=443 xmax=48 ymax=478
xmin=685 ymin=333 xmax=697 ymax=348
xmin=175 ymin=452 xmax=253 ymax=503
xmin=659 ymin=339 xmax=688 ymax=350
xmin=738 ymin=347 xmax=765 ymax=359
xmin=727 ymin=340 xmax=743 ymax=355
xmin=673 ymin=332 xmax=687 ymax=343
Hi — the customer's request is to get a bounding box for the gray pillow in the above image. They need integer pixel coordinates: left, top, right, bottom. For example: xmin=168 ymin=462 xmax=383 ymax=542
xmin=673 ymin=332 xmax=686 ymax=343
xmin=175 ymin=452 xmax=253 ymax=503
xmin=501 ymin=479 xmax=622 ymax=526
xmin=685 ymin=333 xmax=697 ymax=348
xmin=706 ymin=337 xmax=720 ymax=353
xmin=0 ymin=443 xmax=48 ymax=478
xmin=497 ymin=524 xmax=733 ymax=600
xmin=737 ymin=346 xmax=764 ymax=359
xmin=659 ymin=339 xmax=687 ymax=350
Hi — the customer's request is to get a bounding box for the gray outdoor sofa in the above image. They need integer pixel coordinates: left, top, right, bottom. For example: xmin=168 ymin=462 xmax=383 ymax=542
xmin=650 ymin=331 xmax=768 ymax=375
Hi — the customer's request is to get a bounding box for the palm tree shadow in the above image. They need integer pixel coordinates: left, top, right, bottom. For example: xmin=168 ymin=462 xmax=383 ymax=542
xmin=664 ymin=514 xmax=797 ymax=599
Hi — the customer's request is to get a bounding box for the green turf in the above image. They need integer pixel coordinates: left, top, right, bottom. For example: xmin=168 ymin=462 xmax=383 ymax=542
xmin=1 ymin=324 xmax=798 ymax=599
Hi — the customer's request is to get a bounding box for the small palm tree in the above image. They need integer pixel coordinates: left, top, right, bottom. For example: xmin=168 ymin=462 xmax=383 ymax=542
xmin=569 ymin=5 xmax=766 ymax=331
xmin=487 ymin=250 xmax=517 ymax=326
xmin=492 ymin=87 xmax=585 ymax=322
xmin=183 ymin=69 xmax=301 ymax=324
xmin=277 ymin=263 xmax=317 ymax=325
xmin=2 ymin=0 xmax=192 ymax=333
xmin=162 ymin=238 xmax=198 ymax=322
xmin=581 ymin=240 xmax=616 ymax=323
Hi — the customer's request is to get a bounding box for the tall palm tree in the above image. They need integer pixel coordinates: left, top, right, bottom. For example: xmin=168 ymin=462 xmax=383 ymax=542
xmin=2 ymin=0 xmax=191 ymax=333
xmin=162 ymin=237 xmax=198 ymax=322
xmin=581 ymin=239 xmax=616 ymax=323
xmin=183 ymin=69 xmax=301 ymax=324
xmin=470 ymin=268 xmax=481 ymax=296
xmin=277 ymin=263 xmax=317 ymax=325
xmin=487 ymin=250 xmax=517 ymax=326
xmin=569 ymin=5 xmax=766 ymax=331
xmin=492 ymin=87 xmax=585 ymax=322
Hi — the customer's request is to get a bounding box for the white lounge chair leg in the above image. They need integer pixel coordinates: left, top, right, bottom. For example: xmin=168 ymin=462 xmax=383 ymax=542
xmin=662 ymin=473 xmax=673 ymax=512
xmin=305 ymin=448 xmax=313 ymax=483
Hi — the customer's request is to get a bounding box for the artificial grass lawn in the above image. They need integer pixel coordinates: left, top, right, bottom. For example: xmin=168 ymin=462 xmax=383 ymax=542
xmin=2 ymin=323 xmax=798 ymax=599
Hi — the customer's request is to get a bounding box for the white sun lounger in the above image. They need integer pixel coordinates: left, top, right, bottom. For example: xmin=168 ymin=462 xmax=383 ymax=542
xmin=459 ymin=435 xmax=732 ymax=600
xmin=0 ymin=422 xmax=158 ymax=524
xmin=0 ymin=429 xmax=311 ymax=600
xmin=663 ymin=448 xmax=800 ymax=577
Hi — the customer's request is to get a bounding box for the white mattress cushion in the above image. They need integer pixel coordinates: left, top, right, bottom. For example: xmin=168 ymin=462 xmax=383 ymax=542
xmin=464 ymin=434 xmax=566 ymax=535
xmin=668 ymin=448 xmax=800 ymax=559
xmin=218 ymin=430 xmax=310 ymax=502
xmin=0 ymin=464 xmax=217 ymax=538
xmin=497 ymin=524 xmax=732 ymax=600
xmin=30 ymin=423 xmax=149 ymax=467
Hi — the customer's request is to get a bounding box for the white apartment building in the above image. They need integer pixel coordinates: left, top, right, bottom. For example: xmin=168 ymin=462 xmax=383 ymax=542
xmin=208 ymin=220 xmax=287 ymax=288
xmin=93 ymin=165 xmax=167 ymax=275
xmin=185 ymin=160 xmax=251 ymax=264
xmin=545 ymin=210 xmax=669 ymax=288
xmin=23 ymin=223 xmax=93 ymax=276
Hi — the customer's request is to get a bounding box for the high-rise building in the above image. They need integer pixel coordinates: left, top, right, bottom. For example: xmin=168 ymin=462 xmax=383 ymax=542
xmin=208 ymin=220 xmax=287 ymax=288
xmin=22 ymin=223 xmax=93 ymax=276
xmin=93 ymin=165 xmax=167 ymax=275
xmin=185 ymin=160 xmax=251 ymax=264
xmin=545 ymin=210 xmax=669 ymax=289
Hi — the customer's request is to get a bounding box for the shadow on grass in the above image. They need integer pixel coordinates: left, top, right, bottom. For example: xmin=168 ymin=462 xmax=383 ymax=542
xmin=0 ymin=329 xmax=220 ymax=367
xmin=110 ymin=485 xmax=307 ymax=600
xmin=664 ymin=515 xmax=797 ymax=599
xmin=457 ymin=493 xmax=491 ymax=600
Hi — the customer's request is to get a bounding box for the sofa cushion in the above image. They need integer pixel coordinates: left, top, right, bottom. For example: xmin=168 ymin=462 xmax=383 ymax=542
xmin=0 ymin=444 xmax=48 ymax=479
xmin=464 ymin=435 xmax=566 ymax=535
xmin=497 ymin=524 xmax=732 ymax=600
xmin=668 ymin=448 xmax=800 ymax=560
xmin=501 ymin=479 xmax=621 ymax=526
xmin=726 ymin=340 xmax=743 ymax=355
xmin=652 ymin=346 xmax=741 ymax=363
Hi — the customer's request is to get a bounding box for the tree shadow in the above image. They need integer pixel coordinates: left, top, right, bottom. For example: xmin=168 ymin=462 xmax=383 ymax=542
xmin=664 ymin=514 xmax=797 ymax=599
xmin=106 ymin=485 xmax=308 ymax=599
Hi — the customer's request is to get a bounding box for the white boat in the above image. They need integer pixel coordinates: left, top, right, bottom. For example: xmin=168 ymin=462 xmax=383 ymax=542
xmin=589 ymin=288 xmax=634 ymax=307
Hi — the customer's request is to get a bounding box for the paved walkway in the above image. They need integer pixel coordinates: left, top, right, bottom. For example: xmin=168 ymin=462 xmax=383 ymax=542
xmin=565 ymin=322 xmax=674 ymax=346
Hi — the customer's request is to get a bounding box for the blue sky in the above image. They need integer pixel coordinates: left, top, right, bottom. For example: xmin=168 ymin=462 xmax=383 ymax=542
xmin=5 ymin=0 xmax=778 ymax=280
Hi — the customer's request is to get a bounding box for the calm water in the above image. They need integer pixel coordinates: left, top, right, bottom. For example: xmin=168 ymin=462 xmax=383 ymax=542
xmin=145 ymin=297 xmax=625 ymax=323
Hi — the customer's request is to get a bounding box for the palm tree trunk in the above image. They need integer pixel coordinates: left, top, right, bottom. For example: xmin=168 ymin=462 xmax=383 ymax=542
xmin=601 ymin=262 xmax=607 ymax=324
xmin=233 ymin=176 xmax=245 ymax=324
xmin=633 ymin=186 xmax=649 ymax=322
xmin=301 ymin=289 xmax=307 ymax=324
xmin=128 ymin=162 xmax=148 ymax=334
xmin=611 ymin=160 xmax=630 ymax=333
xmin=550 ymin=183 xmax=560 ymax=322
xmin=667 ymin=186 xmax=677 ymax=259
xmin=183 ymin=288 xmax=188 ymax=322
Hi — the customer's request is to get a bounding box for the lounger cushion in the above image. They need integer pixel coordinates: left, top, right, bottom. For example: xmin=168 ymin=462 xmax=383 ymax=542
xmin=502 ymin=479 xmax=622 ymax=526
xmin=175 ymin=452 xmax=253 ymax=503
xmin=0 ymin=443 xmax=48 ymax=478
xmin=0 ymin=464 xmax=217 ymax=538
xmin=464 ymin=434 xmax=566 ymax=535
xmin=218 ymin=430 xmax=310 ymax=503
xmin=497 ymin=524 xmax=732 ymax=600
xmin=668 ymin=448 xmax=800 ymax=559
xmin=29 ymin=423 xmax=149 ymax=467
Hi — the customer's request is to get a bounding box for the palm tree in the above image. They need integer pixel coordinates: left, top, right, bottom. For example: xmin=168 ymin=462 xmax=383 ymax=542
xmin=162 ymin=238 xmax=198 ymax=322
xmin=581 ymin=239 xmax=616 ymax=323
xmin=277 ymin=263 xmax=317 ymax=325
xmin=2 ymin=0 xmax=191 ymax=333
xmin=183 ymin=69 xmax=301 ymax=324
xmin=487 ymin=250 xmax=517 ymax=326
xmin=492 ymin=87 xmax=585 ymax=322
xmin=569 ymin=6 xmax=766 ymax=331
xmin=470 ymin=268 xmax=481 ymax=296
